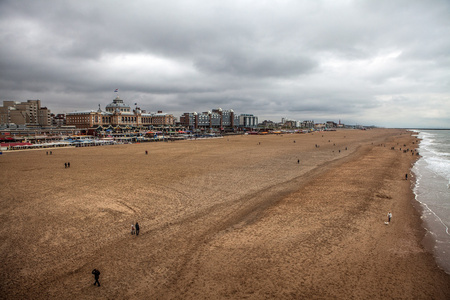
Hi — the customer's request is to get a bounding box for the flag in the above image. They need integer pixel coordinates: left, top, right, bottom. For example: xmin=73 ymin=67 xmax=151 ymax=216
xmin=114 ymin=89 xmax=118 ymax=92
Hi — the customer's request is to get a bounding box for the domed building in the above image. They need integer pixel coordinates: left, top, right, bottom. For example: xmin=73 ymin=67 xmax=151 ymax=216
xmin=66 ymin=95 xmax=174 ymax=129
xmin=105 ymin=96 xmax=131 ymax=113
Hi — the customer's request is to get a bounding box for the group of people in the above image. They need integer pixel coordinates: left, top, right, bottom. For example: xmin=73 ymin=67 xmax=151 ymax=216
xmin=64 ymin=162 xmax=71 ymax=168
xmin=131 ymin=222 xmax=140 ymax=235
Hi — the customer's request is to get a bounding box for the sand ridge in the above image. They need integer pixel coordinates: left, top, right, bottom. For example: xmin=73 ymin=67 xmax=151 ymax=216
xmin=1 ymin=129 xmax=449 ymax=299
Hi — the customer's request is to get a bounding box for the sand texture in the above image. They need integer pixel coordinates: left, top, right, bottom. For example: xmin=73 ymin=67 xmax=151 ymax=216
xmin=1 ymin=129 xmax=449 ymax=299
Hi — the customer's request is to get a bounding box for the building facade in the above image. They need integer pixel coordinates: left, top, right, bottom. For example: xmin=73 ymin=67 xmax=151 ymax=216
xmin=300 ymin=120 xmax=315 ymax=129
xmin=51 ymin=113 xmax=66 ymax=127
xmin=239 ymin=114 xmax=258 ymax=128
xmin=180 ymin=108 xmax=237 ymax=130
xmin=179 ymin=108 xmax=258 ymax=130
xmin=326 ymin=121 xmax=338 ymax=128
xmin=66 ymin=96 xmax=174 ymax=129
xmin=0 ymin=100 xmax=51 ymax=127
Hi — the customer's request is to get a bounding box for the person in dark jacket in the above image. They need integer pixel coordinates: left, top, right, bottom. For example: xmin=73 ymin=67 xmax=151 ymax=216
xmin=92 ymin=269 xmax=100 ymax=286
xmin=135 ymin=222 xmax=140 ymax=236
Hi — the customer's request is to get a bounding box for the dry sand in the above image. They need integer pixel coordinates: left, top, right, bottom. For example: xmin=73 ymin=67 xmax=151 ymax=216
xmin=1 ymin=129 xmax=449 ymax=299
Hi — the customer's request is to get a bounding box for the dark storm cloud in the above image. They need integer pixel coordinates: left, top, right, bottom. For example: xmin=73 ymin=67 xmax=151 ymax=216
xmin=0 ymin=0 xmax=449 ymax=128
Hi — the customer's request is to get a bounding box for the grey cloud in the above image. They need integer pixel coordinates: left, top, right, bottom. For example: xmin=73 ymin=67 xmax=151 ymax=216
xmin=195 ymin=50 xmax=317 ymax=78
xmin=1 ymin=0 xmax=449 ymax=128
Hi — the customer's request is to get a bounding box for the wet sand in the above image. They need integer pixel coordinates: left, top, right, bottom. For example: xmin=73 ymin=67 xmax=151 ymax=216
xmin=1 ymin=129 xmax=449 ymax=299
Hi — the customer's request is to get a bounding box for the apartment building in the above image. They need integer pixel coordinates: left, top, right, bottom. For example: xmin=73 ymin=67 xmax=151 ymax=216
xmin=0 ymin=100 xmax=51 ymax=126
xmin=180 ymin=108 xmax=259 ymax=130
xmin=179 ymin=108 xmax=238 ymax=130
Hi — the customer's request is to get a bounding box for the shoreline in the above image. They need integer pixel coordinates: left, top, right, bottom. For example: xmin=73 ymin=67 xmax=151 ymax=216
xmin=1 ymin=129 xmax=449 ymax=298
xmin=410 ymin=131 xmax=450 ymax=275
xmin=408 ymin=133 xmax=433 ymax=267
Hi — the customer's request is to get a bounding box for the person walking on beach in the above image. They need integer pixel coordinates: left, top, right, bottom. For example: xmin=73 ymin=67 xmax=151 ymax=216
xmin=135 ymin=222 xmax=140 ymax=236
xmin=405 ymin=173 xmax=408 ymax=180
xmin=387 ymin=211 xmax=392 ymax=223
xmin=65 ymin=162 xmax=67 ymax=168
xmin=68 ymin=162 xmax=70 ymax=168
xmin=92 ymin=269 xmax=100 ymax=286
xmin=131 ymin=224 xmax=135 ymax=235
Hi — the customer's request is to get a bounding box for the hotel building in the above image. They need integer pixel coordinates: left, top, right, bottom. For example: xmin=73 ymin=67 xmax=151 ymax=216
xmin=66 ymin=96 xmax=174 ymax=129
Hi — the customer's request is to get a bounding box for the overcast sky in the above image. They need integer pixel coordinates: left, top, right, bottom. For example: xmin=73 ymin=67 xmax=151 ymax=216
xmin=1 ymin=0 xmax=449 ymax=128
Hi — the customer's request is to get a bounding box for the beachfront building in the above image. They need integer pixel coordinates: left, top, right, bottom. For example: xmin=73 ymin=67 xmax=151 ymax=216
xmin=326 ymin=121 xmax=338 ymax=128
xmin=301 ymin=120 xmax=315 ymax=129
xmin=179 ymin=108 xmax=238 ymax=131
xmin=0 ymin=100 xmax=51 ymax=127
xmin=239 ymin=114 xmax=258 ymax=128
xmin=179 ymin=109 xmax=259 ymax=131
xmin=315 ymin=123 xmax=326 ymax=130
xmin=51 ymin=113 xmax=66 ymax=127
xmin=281 ymin=119 xmax=297 ymax=128
xmin=260 ymin=120 xmax=276 ymax=128
xmin=66 ymin=96 xmax=174 ymax=129
xmin=179 ymin=112 xmax=198 ymax=129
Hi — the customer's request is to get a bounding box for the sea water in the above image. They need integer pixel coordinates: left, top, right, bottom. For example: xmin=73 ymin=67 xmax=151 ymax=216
xmin=411 ymin=130 xmax=450 ymax=274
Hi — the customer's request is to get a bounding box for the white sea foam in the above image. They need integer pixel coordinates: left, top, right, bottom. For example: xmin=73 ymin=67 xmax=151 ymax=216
xmin=424 ymin=156 xmax=450 ymax=181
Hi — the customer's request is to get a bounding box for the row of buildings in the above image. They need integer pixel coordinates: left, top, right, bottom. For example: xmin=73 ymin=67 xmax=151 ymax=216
xmin=65 ymin=96 xmax=258 ymax=131
xmin=0 ymin=96 xmax=259 ymax=132
xmin=0 ymin=100 xmax=51 ymax=127
xmin=0 ymin=96 xmax=347 ymax=133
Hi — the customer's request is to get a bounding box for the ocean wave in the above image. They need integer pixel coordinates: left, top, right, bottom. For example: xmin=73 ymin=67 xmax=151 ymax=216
xmin=420 ymin=143 xmax=450 ymax=158
xmin=423 ymin=156 xmax=450 ymax=182
xmin=417 ymin=131 xmax=450 ymax=181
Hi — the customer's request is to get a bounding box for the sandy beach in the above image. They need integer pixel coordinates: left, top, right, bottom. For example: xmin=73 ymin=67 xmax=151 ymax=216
xmin=1 ymin=128 xmax=449 ymax=299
